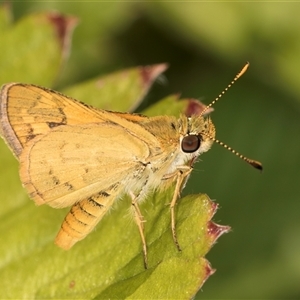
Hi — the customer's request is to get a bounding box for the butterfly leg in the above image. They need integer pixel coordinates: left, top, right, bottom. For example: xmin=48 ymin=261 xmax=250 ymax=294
xmin=130 ymin=192 xmax=148 ymax=269
xmin=55 ymin=191 xmax=116 ymax=250
xmin=169 ymin=167 xmax=193 ymax=251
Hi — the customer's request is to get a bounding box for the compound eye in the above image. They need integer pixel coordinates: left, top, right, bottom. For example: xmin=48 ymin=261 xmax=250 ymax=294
xmin=181 ymin=135 xmax=201 ymax=153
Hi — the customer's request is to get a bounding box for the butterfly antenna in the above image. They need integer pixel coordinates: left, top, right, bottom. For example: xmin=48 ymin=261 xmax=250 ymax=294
xmin=203 ymin=131 xmax=263 ymax=170
xmin=201 ymin=62 xmax=263 ymax=171
xmin=200 ymin=62 xmax=249 ymax=117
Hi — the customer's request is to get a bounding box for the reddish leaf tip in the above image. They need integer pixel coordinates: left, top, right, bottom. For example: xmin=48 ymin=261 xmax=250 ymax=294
xmin=185 ymin=99 xmax=214 ymax=117
xmin=205 ymin=262 xmax=216 ymax=278
xmin=47 ymin=12 xmax=78 ymax=59
xmin=139 ymin=63 xmax=168 ymax=86
xmin=207 ymin=221 xmax=231 ymax=242
xmin=201 ymin=261 xmax=216 ymax=288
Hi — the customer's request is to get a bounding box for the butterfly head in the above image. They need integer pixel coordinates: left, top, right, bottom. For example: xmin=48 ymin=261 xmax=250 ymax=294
xmin=178 ymin=114 xmax=215 ymax=164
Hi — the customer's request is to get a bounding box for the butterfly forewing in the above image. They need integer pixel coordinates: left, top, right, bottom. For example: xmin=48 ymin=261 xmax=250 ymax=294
xmin=0 ymin=83 xmax=113 ymax=157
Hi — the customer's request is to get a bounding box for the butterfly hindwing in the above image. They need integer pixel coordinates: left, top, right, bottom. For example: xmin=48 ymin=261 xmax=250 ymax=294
xmin=19 ymin=123 xmax=151 ymax=208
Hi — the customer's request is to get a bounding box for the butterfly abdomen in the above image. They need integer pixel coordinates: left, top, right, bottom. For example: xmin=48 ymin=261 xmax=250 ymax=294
xmin=55 ymin=191 xmax=116 ymax=250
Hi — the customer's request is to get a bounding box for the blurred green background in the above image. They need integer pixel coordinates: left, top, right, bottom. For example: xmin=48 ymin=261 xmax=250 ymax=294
xmin=1 ymin=1 xmax=300 ymax=299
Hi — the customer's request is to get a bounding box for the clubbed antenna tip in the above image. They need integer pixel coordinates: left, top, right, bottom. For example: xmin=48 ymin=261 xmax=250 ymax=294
xmin=249 ymin=160 xmax=263 ymax=171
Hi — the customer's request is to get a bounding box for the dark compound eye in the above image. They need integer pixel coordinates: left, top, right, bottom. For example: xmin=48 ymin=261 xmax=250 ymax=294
xmin=181 ymin=135 xmax=201 ymax=153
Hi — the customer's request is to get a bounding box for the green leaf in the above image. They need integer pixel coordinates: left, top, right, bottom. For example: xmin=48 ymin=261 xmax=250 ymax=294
xmin=143 ymin=94 xmax=213 ymax=117
xmin=62 ymin=64 xmax=168 ymax=112
xmin=0 ymin=10 xmax=76 ymax=86
xmin=0 ymin=185 xmax=223 ymax=298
